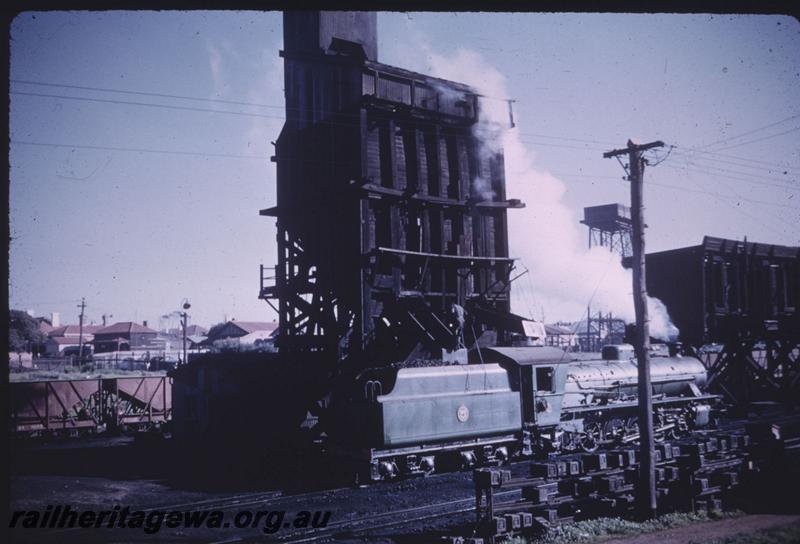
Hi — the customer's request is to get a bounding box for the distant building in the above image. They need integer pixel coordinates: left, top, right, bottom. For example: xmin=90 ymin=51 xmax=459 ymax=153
xmin=35 ymin=317 xmax=54 ymax=335
xmin=48 ymin=324 xmax=103 ymax=339
xmin=92 ymin=322 xmax=159 ymax=353
xmin=544 ymin=324 xmax=577 ymax=349
xmin=185 ymin=334 xmax=208 ymax=349
xmin=207 ymin=321 xmax=278 ymax=343
xmin=44 ymin=336 xmax=94 ymax=357
xmin=205 ymin=321 xmax=278 ymax=350
xmin=567 ymin=318 xmax=626 ymax=352
xmin=185 ymin=324 xmax=208 ymax=336
xmin=44 ymin=324 xmax=102 ymax=357
xmin=31 ymin=317 xmax=54 ymax=357
xmin=165 ymin=324 xmax=208 ymax=338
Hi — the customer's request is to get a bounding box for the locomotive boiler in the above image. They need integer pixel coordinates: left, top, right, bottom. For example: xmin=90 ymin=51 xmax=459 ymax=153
xmin=329 ymin=345 xmax=716 ymax=482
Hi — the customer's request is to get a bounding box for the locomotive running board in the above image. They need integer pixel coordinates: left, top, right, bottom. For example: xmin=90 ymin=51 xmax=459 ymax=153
xmin=564 ymin=394 xmax=720 ymax=415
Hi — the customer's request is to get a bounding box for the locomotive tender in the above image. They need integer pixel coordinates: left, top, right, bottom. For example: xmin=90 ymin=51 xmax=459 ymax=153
xmin=332 ymin=345 xmax=715 ymax=481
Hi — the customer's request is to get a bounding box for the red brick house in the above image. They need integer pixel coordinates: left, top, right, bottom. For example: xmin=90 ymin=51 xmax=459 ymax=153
xmin=92 ymin=322 xmax=159 ymax=353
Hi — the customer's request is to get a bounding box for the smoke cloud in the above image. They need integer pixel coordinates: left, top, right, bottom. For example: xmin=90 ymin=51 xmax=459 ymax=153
xmin=426 ymin=49 xmax=679 ymax=341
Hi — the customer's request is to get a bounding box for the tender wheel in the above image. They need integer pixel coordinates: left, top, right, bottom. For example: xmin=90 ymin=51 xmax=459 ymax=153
xmin=419 ymin=455 xmax=436 ymax=476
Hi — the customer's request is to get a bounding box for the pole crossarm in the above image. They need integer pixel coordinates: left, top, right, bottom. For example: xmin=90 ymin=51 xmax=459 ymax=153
xmin=603 ymin=140 xmax=664 ymax=159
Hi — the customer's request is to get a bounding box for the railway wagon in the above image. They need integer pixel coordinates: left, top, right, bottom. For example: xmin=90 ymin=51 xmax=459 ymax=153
xmin=330 ymin=345 xmax=715 ymax=481
xmin=10 ymin=376 xmax=172 ymax=436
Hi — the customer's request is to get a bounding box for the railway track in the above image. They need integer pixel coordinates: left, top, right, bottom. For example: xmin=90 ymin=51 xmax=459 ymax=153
xmin=26 ymin=410 xmax=800 ymax=543
xmin=277 ymin=410 xmax=800 ymax=543
xmin=274 ymin=489 xmax=521 ymax=543
xmin=37 ymin=486 xmax=350 ymax=540
xmin=467 ymin=414 xmax=800 ymax=543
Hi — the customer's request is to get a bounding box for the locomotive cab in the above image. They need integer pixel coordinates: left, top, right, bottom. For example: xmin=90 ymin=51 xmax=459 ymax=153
xmin=470 ymin=347 xmax=570 ymax=429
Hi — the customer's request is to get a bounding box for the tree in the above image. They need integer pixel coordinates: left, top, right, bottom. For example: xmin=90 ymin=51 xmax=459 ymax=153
xmin=9 ymin=310 xmax=46 ymax=364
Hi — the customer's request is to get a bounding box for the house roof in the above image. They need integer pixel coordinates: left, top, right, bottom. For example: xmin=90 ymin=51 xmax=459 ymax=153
xmin=186 ymin=334 xmax=207 ymax=345
xmin=48 ymin=336 xmax=81 ymax=345
xmin=49 ymin=324 xmax=103 ymax=336
xmin=38 ymin=321 xmax=54 ymax=334
xmin=94 ymin=322 xmax=158 ymax=335
xmin=545 ymin=324 xmax=574 ymax=336
xmin=567 ymin=320 xmax=626 ymax=335
xmin=238 ymin=330 xmax=276 ymax=344
xmin=229 ymin=321 xmax=278 ymax=334
xmin=185 ymin=324 xmax=208 ymax=336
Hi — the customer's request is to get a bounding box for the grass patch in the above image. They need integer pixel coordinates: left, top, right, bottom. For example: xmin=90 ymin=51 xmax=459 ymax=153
xmin=515 ymin=510 xmax=741 ymax=544
xmin=703 ymin=520 xmax=800 ymax=544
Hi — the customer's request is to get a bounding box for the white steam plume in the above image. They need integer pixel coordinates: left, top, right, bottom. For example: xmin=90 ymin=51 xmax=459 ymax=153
xmin=426 ymin=49 xmax=679 ymax=341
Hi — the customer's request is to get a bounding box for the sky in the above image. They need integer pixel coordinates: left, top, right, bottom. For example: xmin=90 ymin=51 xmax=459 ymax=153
xmin=8 ymin=11 xmax=800 ymax=331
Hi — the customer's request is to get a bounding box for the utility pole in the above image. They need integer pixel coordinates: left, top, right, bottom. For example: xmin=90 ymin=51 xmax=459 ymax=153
xmin=586 ymin=306 xmax=591 ymax=352
xmin=181 ymin=312 xmax=188 ymax=365
xmin=180 ymin=300 xmax=191 ymax=366
xmin=77 ymin=297 xmax=86 ymax=364
xmin=603 ymin=139 xmax=663 ymax=519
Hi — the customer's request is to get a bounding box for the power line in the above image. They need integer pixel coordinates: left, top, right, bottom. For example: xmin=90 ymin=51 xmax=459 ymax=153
xmin=11 ymin=79 xmax=629 ymax=152
xmin=11 ymin=79 xmax=285 ymax=110
xmin=687 ymin=112 xmax=800 ymax=151
xmin=552 ymin=172 xmax=622 ymax=180
xmin=663 ymin=162 xmax=798 ymax=192
xmin=644 ymin=145 xmax=674 ymax=167
xmin=673 ymin=146 xmax=800 ymax=171
xmin=682 ymin=163 xmax=798 ymax=238
xmin=11 ymin=140 xmax=268 ymax=161
xmin=672 ymin=149 xmax=800 ymax=175
xmin=516 ymin=132 xmax=618 ymax=147
xmin=11 ymin=78 xmax=799 ymax=186
xmin=699 ymin=163 xmax=799 ymax=233
xmin=715 ymin=197 xmax=797 ymax=239
xmin=11 ymin=88 xmax=520 ymax=139
xmin=11 ymin=91 xmax=287 ymax=121
xmin=667 ymin=158 xmax=797 ymax=190
xmin=14 ymin=78 xmax=619 ymax=145
xmin=643 ymin=177 xmax=797 ymax=210
xmin=708 ymin=125 xmax=800 ymax=153
xmin=16 ymin=141 xmax=778 ymax=195
xmin=518 ymin=139 xmax=606 ymax=152
xmin=24 ymin=79 xmax=784 ymax=174
xmin=717 ymin=177 xmax=797 ymax=232
xmin=12 ymin=83 xmax=798 ymax=196
xmin=592 ymin=159 xmax=797 ymax=210
xmin=547 ymin=158 xmax=798 ymax=195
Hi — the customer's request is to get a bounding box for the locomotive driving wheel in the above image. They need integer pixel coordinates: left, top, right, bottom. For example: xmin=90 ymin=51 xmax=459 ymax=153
xmin=624 ymin=417 xmax=640 ymax=444
xmin=579 ymin=422 xmax=603 ymax=452
xmin=603 ymin=418 xmax=626 ymax=444
xmin=666 ymin=410 xmax=690 ymax=440
xmin=558 ymin=430 xmax=579 ymax=452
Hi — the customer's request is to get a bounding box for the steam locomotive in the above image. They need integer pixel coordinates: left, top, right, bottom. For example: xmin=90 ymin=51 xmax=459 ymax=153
xmin=328 ymin=344 xmax=717 ymax=482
